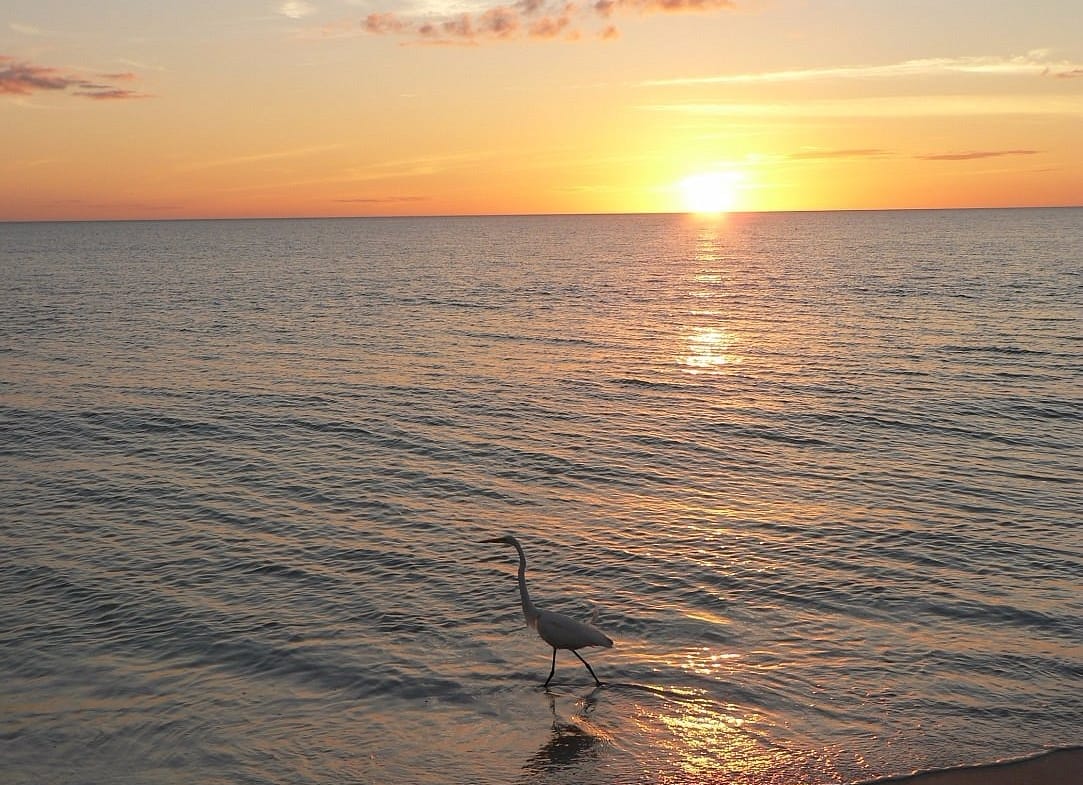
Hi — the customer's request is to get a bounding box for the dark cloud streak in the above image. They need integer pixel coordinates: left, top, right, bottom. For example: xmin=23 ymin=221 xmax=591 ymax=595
xmin=789 ymin=148 xmax=890 ymax=160
xmin=917 ymin=149 xmax=1040 ymax=161
xmin=0 ymin=58 xmax=71 ymax=94
xmin=335 ymin=195 xmax=430 ymax=203
xmin=1 ymin=55 xmax=150 ymax=100
xmin=76 ymin=88 xmax=147 ymax=100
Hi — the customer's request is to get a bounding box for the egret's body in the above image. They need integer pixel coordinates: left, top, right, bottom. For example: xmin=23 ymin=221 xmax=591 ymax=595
xmin=484 ymin=534 xmax=613 ymax=687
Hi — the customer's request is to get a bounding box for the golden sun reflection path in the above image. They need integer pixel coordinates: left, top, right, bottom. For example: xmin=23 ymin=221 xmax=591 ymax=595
xmin=600 ymin=621 xmax=827 ymax=785
xmin=675 ymin=217 xmax=745 ymax=375
xmin=602 ymin=215 xmax=861 ymax=784
xmin=680 ymin=325 xmax=741 ymax=372
xmin=620 ymin=679 xmax=793 ymax=785
xmin=652 ymin=698 xmax=770 ymax=781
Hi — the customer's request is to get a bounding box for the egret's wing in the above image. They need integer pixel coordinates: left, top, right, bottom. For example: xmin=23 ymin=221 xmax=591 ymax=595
xmin=537 ymin=610 xmax=613 ymax=650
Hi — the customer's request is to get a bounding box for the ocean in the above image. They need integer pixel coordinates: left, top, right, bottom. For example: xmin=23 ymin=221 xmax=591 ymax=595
xmin=1 ymin=209 xmax=1080 ymax=785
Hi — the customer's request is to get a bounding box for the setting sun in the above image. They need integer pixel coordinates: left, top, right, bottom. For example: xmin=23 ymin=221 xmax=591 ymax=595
xmin=678 ymin=172 xmax=743 ymax=214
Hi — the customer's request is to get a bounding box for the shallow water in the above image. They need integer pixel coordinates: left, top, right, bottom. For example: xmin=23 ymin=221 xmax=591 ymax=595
xmin=1 ymin=209 xmax=1080 ymax=784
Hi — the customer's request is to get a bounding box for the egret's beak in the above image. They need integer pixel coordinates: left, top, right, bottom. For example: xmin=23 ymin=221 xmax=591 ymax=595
xmin=481 ymin=537 xmax=505 ymax=544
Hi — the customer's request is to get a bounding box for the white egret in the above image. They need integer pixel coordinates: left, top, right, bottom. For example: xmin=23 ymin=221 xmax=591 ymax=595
xmin=483 ymin=534 xmax=613 ymax=687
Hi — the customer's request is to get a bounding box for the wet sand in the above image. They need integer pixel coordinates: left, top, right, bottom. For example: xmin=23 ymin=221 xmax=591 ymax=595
xmin=860 ymin=746 xmax=1083 ymax=785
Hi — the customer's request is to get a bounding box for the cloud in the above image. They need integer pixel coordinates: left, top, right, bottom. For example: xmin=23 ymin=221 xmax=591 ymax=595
xmin=346 ymin=150 xmax=501 ymax=179
xmin=117 ymin=57 xmax=167 ymax=72
xmin=76 ymin=88 xmax=146 ymax=101
xmin=291 ymin=17 xmax=367 ymax=39
xmin=0 ymin=58 xmax=70 ymax=94
xmin=789 ymin=148 xmax=889 ymax=160
xmin=916 ymin=149 xmax=1041 ymax=161
xmin=593 ymin=0 xmax=733 ymax=14
xmin=33 ymin=196 xmax=183 ymax=212
xmin=361 ymin=0 xmax=736 ymax=44
xmin=640 ymin=94 xmax=1083 ymax=119
xmin=9 ymin=20 xmax=75 ymax=38
xmin=363 ymin=12 xmax=409 ymax=34
xmin=642 ymin=50 xmax=1083 ymax=86
xmin=634 ymin=0 xmax=734 ymax=11
xmin=0 ymin=56 xmax=150 ymax=100
xmin=208 ymin=149 xmax=501 ymax=195
xmin=176 ymin=143 xmax=344 ymax=172
xmin=279 ymin=1 xmax=317 ymax=18
xmin=334 ymin=195 xmax=430 ymax=203
xmin=9 ymin=22 xmax=44 ymax=35
xmin=784 ymin=148 xmax=1044 ymax=164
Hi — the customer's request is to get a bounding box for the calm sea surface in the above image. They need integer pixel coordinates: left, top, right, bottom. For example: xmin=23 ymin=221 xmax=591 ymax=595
xmin=1 ymin=209 xmax=1080 ymax=785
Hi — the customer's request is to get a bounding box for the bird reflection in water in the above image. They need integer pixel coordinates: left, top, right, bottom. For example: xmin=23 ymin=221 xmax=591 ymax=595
xmin=522 ymin=689 xmax=605 ymax=776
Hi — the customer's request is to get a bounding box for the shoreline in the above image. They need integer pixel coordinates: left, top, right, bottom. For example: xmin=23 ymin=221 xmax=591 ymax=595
xmin=857 ymin=746 xmax=1083 ymax=785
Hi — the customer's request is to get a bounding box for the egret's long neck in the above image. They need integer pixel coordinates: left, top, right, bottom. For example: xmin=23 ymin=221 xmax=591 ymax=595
xmin=511 ymin=540 xmax=539 ymax=628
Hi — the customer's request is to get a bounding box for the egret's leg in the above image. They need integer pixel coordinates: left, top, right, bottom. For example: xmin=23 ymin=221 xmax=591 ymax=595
xmin=544 ymin=648 xmax=557 ymax=687
xmin=573 ymin=650 xmax=602 ymax=687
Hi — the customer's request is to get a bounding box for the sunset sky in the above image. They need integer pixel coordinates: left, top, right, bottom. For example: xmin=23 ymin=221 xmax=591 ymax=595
xmin=2 ymin=0 xmax=1081 ymax=220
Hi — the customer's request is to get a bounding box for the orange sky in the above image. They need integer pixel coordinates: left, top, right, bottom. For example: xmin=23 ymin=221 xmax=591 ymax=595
xmin=2 ymin=1 xmax=1082 ymax=220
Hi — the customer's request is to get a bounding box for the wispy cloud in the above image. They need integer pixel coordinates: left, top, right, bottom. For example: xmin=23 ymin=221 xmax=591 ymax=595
xmin=784 ymin=147 xmax=1045 ymax=163
xmin=295 ymin=17 xmax=364 ymax=39
xmin=213 ymin=148 xmax=505 ymax=194
xmin=917 ymin=149 xmax=1041 ymax=161
xmin=0 ymin=55 xmax=151 ymax=100
xmin=4 ymin=157 xmax=61 ymax=170
xmin=361 ymin=0 xmax=736 ymax=44
xmin=278 ymin=1 xmax=317 ymax=19
xmin=344 ymin=150 xmax=502 ymax=179
xmin=9 ymin=22 xmax=45 ymax=36
xmin=789 ymin=148 xmax=890 ymax=160
xmin=76 ymin=88 xmax=143 ymax=101
xmin=334 ymin=195 xmax=430 ymax=203
xmin=640 ymin=94 xmax=1083 ymax=118
xmin=36 ymin=197 xmax=183 ymax=214
xmin=642 ymin=50 xmax=1083 ymax=86
xmin=116 ymin=57 xmax=167 ymax=72
xmin=176 ymin=143 xmax=345 ymax=172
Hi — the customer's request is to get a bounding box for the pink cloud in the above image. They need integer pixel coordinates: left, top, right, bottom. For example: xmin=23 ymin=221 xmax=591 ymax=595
xmin=1 ymin=55 xmax=150 ymax=100
xmin=0 ymin=59 xmax=72 ymax=94
xmin=479 ymin=6 xmax=520 ymax=38
xmin=363 ymin=12 xmax=408 ymax=34
xmin=529 ymin=12 xmax=573 ymax=39
xmin=634 ymin=0 xmax=735 ymax=11
xmin=594 ymin=0 xmax=616 ymax=17
xmin=361 ymin=0 xmax=736 ymax=43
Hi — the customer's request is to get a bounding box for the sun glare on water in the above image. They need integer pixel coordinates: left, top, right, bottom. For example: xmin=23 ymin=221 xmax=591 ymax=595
xmin=678 ymin=171 xmax=742 ymax=214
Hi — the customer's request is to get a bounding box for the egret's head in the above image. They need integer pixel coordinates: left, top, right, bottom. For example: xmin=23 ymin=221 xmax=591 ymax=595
xmin=482 ymin=534 xmax=517 ymax=546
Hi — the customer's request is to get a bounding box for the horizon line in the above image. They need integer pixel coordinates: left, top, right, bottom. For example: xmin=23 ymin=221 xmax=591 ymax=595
xmin=2 ymin=203 xmax=1081 ymax=225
